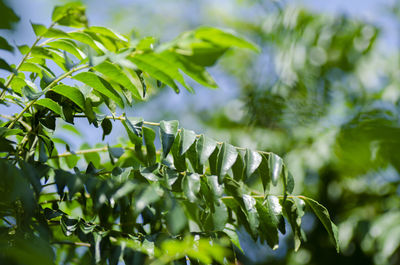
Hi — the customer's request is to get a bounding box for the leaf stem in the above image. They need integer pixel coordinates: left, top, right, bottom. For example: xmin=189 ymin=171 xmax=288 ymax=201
xmin=0 ymin=22 xmax=57 ymax=100
xmin=51 ymin=241 xmax=91 ymax=247
xmin=7 ymin=64 xmax=89 ymax=129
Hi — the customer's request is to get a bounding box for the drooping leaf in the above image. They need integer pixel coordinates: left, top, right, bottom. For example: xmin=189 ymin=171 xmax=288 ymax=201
xmin=46 ymin=39 xmax=85 ymax=60
xmin=81 ymin=143 xmax=100 ymax=168
xmin=101 ymin=118 xmax=112 ymax=140
xmin=124 ymin=116 xmax=143 ymax=137
xmin=302 ymin=196 xmax=339 ymax=252
xmin=167 ymin=199 xmax=187 ymax=235
xmin=245 ymin=149 xmax=262 ymax=178
xmin=50 ymin=84 xmax=85 ymax=110
xmin=143 ymin=126 xmax=156 ymax=166
xmin=269 ymin=153 xmax=283 ymax=186
xmin=216 ymin=142 xmax=238 ymax=182
xmin=256 ymin=196 xmax=282 ymax=249
xmin=179 ymin=128 xmax=197 ymax=155
xmin=182 ymin=173 xmax=200 ymax=202
xmin=196 ymin=135 xmax=217 ymax=165
xmin=0 ymin=36 xmax=14 ymax=52
xmin=242 ymin=194 xmax=259 ymax=236
xmin=159 ymin=120 xmax=179 ymax=157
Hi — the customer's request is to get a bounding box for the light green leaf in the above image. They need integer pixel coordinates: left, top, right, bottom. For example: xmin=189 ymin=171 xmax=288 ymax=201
xmin=130 ymin=53 xmax=182 ymax=93
xmin=182 ymin=173 xmax=200 ymax=202
xmin=46 ymin=39 xmax=85 ymax=60
xmin=206 ymin=175 xmax=224 ymax=199
xmin=195 ymin=26 xmax=260 ymax=52
xmin=88 ymin=26 xmax=127 ymax=42
xmin=68 ymin=32 xmax=103 ymax=53
xmin=93 ymin=61 xmax=141 ymax=100
xmin=31 ymin=23 xmax=47 ymax=37
xmin=179 ymin=128 xmax=197 ymax=155
xmin=35 ymin=98 xmax=62 ymax=115
xmin=50 ymin=84 xmax=85 ymax=110
xmin=302 ymin=196 xmax=339 ymax=252
xmin=196 ymin=135 xmax=217 ymax=165
xmin=52 ymin=2 xmax=87 ymax=28
xmin=159 ymin=120 xmax=179 ymax=157
xmin=216 ymin=142 xmax=238 ymax=182
xmin=73 ymin=71 xmax=124 ymax=108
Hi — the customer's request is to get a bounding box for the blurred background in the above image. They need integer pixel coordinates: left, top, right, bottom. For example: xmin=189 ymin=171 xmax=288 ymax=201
xmin=2 ymin=0 xmax=400 ymax=264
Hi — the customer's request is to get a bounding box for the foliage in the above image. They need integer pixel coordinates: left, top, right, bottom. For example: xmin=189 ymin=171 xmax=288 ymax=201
xmin=191 ymin=2 xmax=400 ymax=265
xmin=0 ymin=2 xmax=339 ymax=265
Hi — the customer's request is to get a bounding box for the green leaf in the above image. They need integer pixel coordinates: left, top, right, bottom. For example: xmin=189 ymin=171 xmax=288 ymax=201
xmin=52 ymin=2 xmax=88 ymax=28
xmin=46 ymin=39 xmax=84 ymax=60
xmin=171 ymin=131 xmax=186 ymax=172
xmin=216 ymin=142 xmax=238 ymax=182
xmin=167 ymin=199 xmax=187 ymax=235
xmin=101 ymin=119 xmax=112 ymax=140
xmin=20 ymin=62 xmax=54 ymax=78
xmin=182 ymin=173 xmax=200 ymax=202
xmin=0 ymin=36 xmax=14 ymax=52
xmin=0 ymin=58 xmax=13 ymax=72
xmin=112 ymin=180 xmax=136 ymax=201
xmin=18 ymin=45 xmax=29 ymax=55
xmin=302 ymin=196 xmax=339 ymax=252
xmin=206 ymin=175 xmax=224 ymax=199
xmin=179 ymin=128 xmax=197 ymax=155
xmin=61 ymin=215 xmax=79 ymax=236
xmin=68 ymin=32 xmax=103 ymax=53
xmin=130 ymin=53 xmax=181 ymax=93
xmin=22 ymin=85 xmax=42 ymax=100
xmin=31 ymin=23 xmax=47 ymax=37
xmin=231 ymin=151 xmax=245 ymax=181
xmin=196 ymin=135 xmax=217 ymax=165
xmin=195 ymin=26 xmax=260 ymax=52
xmin=160 ymin=51 xmax=217 ymax=88
xmin=159 ymin=120 xmax=179 ymax=157
xmin=31 ymin=46 xmax=53 ymax=59
xmin=143 ymin=127 xmax=156 ymax=166
xmin=88 ymin=26 xmax=127 ymax=42
xmin=205 ymin=200 xmax=228 ymax=231
xmin=50 ymin=84 xmax=85 ymax=110
xmin=94 ymin=61 xmax=142 ymax=100
xmin=283 ymin=198 xmax=305 ymax=251
xmin=256 ymin=196 xmax=282 ymax=249
xmin=124 ymin=116 xmax=143 ymax=137
xmin=243 ymin=194 xmax=259 ymax=236
xmin=35 ymin=98 xmax=62 ymax=115
xmin=245 ymin=149 xmax=262 ymax=178
xmin=269 ymin=153 xmax=283 ymax=186
xmin=73 ymin=72 xmax=124 ymax=108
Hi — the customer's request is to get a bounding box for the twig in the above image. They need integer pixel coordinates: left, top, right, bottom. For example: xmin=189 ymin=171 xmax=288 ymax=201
xmin=0 ymin=22 xmax=57 ymax=99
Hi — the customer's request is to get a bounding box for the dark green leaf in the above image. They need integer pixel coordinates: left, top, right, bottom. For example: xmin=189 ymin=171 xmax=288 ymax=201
xmin=159 ymin=120 xmax=179 ymax=157
xmin=124 ymin=116 xmax=143 ymax=137
xmin=143 ymin=126 xmax=156 ymax=166
xmin=302 ymin=196 xmax=339 ymax=252
xmin=182 ymin=173 xmax=200 ymax=202
xmin=216 ymin=142 xmax=238 ymax=182
xmin=35 ymin=98 xmax=62 ymax=115
xmin=0 ymin=36 xmax=13 ymax=52
xmin=50 ymin=84 xmax=85 ymax=110
xmin=196 ymin=135 xmax=217 ymax=165
xmin=256 ymin=196 xmax=282 ymax=249
xmin=0 ymin=58 xmax=13 ymax=72
xmin=179 ymin=128 xmax=197 ymax=155
xmin=101 ymin=118 xmax=112 ymax=140
xmin=245 ymin=149 xmax=262 ymax=178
